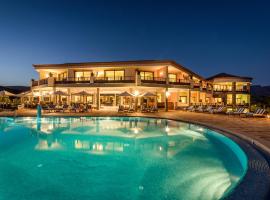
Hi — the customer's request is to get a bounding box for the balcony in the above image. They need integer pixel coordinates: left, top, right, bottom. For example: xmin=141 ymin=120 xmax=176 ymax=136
xmin=31 ymin=76 xmax=195 ymax=88
xmin=31 ymin=79 xmax=48 ymax=87
xmin=141 ymin=77 xmax=166 ymax=84
xmin=169 ymin=79 xmax=190 ymax=85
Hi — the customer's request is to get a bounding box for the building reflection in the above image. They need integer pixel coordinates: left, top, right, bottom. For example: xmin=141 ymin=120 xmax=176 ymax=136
xmin=14 ymin=117 xmax=207 ymax=158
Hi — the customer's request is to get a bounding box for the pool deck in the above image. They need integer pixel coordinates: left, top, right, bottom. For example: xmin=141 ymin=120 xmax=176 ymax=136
xmin=1 ymin=109 xmax=270 ymax=153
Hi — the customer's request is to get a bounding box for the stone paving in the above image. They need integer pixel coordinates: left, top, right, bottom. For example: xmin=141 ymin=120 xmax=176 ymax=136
xmin=1 ymin=109 xmax=270 ymax=153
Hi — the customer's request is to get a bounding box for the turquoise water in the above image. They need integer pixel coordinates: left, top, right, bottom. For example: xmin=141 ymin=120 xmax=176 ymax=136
xmin=0 ymin=117 xmax=247 ymax=200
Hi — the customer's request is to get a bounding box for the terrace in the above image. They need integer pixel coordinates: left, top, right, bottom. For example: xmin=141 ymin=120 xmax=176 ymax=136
xmin=31 ymin=76 xmax=194 ymax=87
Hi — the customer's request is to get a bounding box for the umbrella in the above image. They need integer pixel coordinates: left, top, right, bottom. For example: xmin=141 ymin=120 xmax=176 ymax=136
xmin=119 ymin=91 xmax=133 ymax=97
xmin=142 ymin=92 xmax=156 ymax=97
xmin=16 ymin=91 xmax=32 ymax=97
xmin=53 ymin=91 xmax=69 ymax=96
xmin=0 ymin=90 xmax=15 ymax=97
xmin=72 ymin=91 xmax=92 ymax=96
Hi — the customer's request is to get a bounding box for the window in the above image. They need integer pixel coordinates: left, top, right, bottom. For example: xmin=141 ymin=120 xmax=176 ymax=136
xmin=215 ymin=98 xmax=223 ymax=103
xmin=105 ymin=70 xmax=124 ymax=80
xmin=157 ymin=93 xmax=162 ymax=103
xmin=236 ymin=94 xmax=249 ymax=105
xmin=140 ymin=71 xmax=154 ymax=80
xmin=75 ymin=71 xmax=91 ymax=80
xmin=179 ymin=96 xmax=187 ymax=103
xmin=227 ymin=94 xmax=232 ymax=105
xmin=236 ymin=82 xmax=248 ymax=91
xmin=58 ymin=72 xmax=67 ymax=80
xmin=169 ymin=74 xmax=177 ymax=82
xmin=73 ymin=95 xmax=93 ymax=103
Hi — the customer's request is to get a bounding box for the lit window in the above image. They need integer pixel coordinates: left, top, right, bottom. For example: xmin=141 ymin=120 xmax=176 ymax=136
xmin=169 ymin=74 xmax=177 ymax=82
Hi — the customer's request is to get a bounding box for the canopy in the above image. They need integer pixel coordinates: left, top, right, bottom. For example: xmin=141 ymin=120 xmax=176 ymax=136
xmin=119 ymin=91 xmax=133 ymax=97
xmin=72 ymin=91 xmax=92 ymax=96
xmin=0 ymin=90 xmax=15 ymax=97
xmin=53 ymin=91 xmax=69 ymax=96
xmin=142 ymin=92 xmax=156 ymax=97
xmin=16 ymin=91 xmax=32 ymax=97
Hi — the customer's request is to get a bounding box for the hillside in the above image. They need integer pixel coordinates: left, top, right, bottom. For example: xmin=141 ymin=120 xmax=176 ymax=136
xmin=0 ymin=86 xmax=30 ymax=94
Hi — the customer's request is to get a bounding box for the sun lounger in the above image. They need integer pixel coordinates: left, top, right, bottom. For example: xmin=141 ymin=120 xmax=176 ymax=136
xmin=128 ymin=105 xmax=135 ymax=113
xmin=204 ymin=106 xmax=212 ymax=113
xmin=245 ymin=108 xmax=266 ymax=117
xmin=118 ymin=105 xmax=125 ymax=112
xmin=184 ymin=105 xmax=194 ymax=111
xmin=227 ymin=107 xmax=245 ymax=116
xmin=150 ymin=106 xmax=158 ymax=112
xmin=195 ymin=106 xmax=204 ymax=112
xmin=210 ymin=106 xmax=226 ymax=114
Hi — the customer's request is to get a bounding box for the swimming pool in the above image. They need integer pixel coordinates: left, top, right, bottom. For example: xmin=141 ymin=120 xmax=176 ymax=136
xmin=0 ymin=117 xmax=247 ymax=200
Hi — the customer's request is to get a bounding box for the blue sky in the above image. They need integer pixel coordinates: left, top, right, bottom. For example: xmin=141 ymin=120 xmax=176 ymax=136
xmin=0 ymin=0 xmax=269 ymax=85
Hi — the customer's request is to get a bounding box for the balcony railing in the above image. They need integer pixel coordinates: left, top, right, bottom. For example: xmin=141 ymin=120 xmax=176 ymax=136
xmin=141 ymin=77 xmax=166 ymax=84
xmin=31 ymin=79 xmax=48 ymax=87
xmin=169 ymin=79 xmax=190 ymax=85
xmin=32 ymin=76 xmax=199 ymax=88
xmin=54 ymin=76 xmax=135 ymax=84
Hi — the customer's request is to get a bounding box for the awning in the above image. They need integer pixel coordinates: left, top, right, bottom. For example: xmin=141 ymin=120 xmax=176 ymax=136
xmin=119 ymin=91 xmax=133 ymax=97
xmin=53 ymin=91 xmax=69 ymax=96
xmin=0 ymin=90 xmax=15 ymax=97
xmin=72 ymin=91 xmax=92 ymax=96
xmin=141 ymin=92 xmax=156 ymax=97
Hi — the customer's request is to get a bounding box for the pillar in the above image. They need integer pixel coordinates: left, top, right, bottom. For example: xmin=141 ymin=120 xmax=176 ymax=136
xmin=188 ymin=89 xmax=191 ymax=106
xmin=96 ymin=88 xmax=100 ymax=110
xmin=165 ymin=66 xmax=169 ymax=85
xmin=232 ymin=82 xmax=236 ymax=108
xmin=165 ymin=88 xmax=168 ymax=112
xmin=67 ymin=88 xmax=71 ymax=105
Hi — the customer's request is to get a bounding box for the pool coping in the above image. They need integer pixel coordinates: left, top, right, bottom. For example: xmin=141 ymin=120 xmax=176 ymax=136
xmin=1 ymin=115 xmax=270 ymax=199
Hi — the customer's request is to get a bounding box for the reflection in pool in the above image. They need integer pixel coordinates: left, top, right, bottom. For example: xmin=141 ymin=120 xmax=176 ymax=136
xmin=0 ymin=117 xmax=247 ymax=200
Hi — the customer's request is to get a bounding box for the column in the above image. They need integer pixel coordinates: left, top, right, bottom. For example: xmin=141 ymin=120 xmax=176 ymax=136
xmin=165 ymin=66 xmax=169 ymax=85
xmin=67 ymin=88 xmax=71 ymax=105
xmin=232 ymin=82 xmax=236 ymax=108
xmin=188 ymin=89 xmax=191 ymax=106
xmin=165 ymin=88 xmax=168 ymax=112
xmin=96 ymin=88 xmax=100 ymax=110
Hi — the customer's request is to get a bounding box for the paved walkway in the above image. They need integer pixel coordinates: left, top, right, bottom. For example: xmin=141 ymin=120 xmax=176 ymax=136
xmin=1 ymin=109 xmax=270 ymax=153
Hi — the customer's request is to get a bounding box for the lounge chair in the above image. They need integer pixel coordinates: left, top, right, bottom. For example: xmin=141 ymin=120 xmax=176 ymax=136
xmin=128 ymin=105 xmax=135 ymax=113
xmin=118 ymin=105 xmax=125 ymax=112
xmin=227 ymin=107 xmax=245 ymax=116
xmin=245 ymin=108 xmax=266 ymax=117
xmin=141 ymin=105 xmax=149 ymax=113
xmin=184 ymin=105 xmax=193 ymax=111
xmin=210 ymin=106 xmax=226 ymax=114
xmin=195 ymin=105 xmax=204 ymax=112
xmin=150 ymin=106 xmax=158 ymax=112
xmin=204 ymin=106 xmax=212 ymax=113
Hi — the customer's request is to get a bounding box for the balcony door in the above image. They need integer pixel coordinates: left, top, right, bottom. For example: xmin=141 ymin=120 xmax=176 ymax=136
xmin=105 ymin=70 xmax=124 ymax=80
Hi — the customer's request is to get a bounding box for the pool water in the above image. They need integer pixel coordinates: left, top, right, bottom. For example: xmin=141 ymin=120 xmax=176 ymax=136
xmin=0 ymin=117 xmax=247 ymax=200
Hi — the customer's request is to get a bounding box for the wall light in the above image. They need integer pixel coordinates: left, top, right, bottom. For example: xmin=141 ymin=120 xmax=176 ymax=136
xmin=134 ymin=90 xmax=139 ymax=97
xmin=165 ymin=91 xmax=170 ymax=98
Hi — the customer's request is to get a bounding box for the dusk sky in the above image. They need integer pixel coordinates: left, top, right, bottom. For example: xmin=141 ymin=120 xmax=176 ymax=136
xmin=0 ymin=0 xmax=269 ymax=86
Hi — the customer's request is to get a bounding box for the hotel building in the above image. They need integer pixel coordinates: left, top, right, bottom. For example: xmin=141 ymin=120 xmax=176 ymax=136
xmin=26 ymin=60 xmax=252 ymax=110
